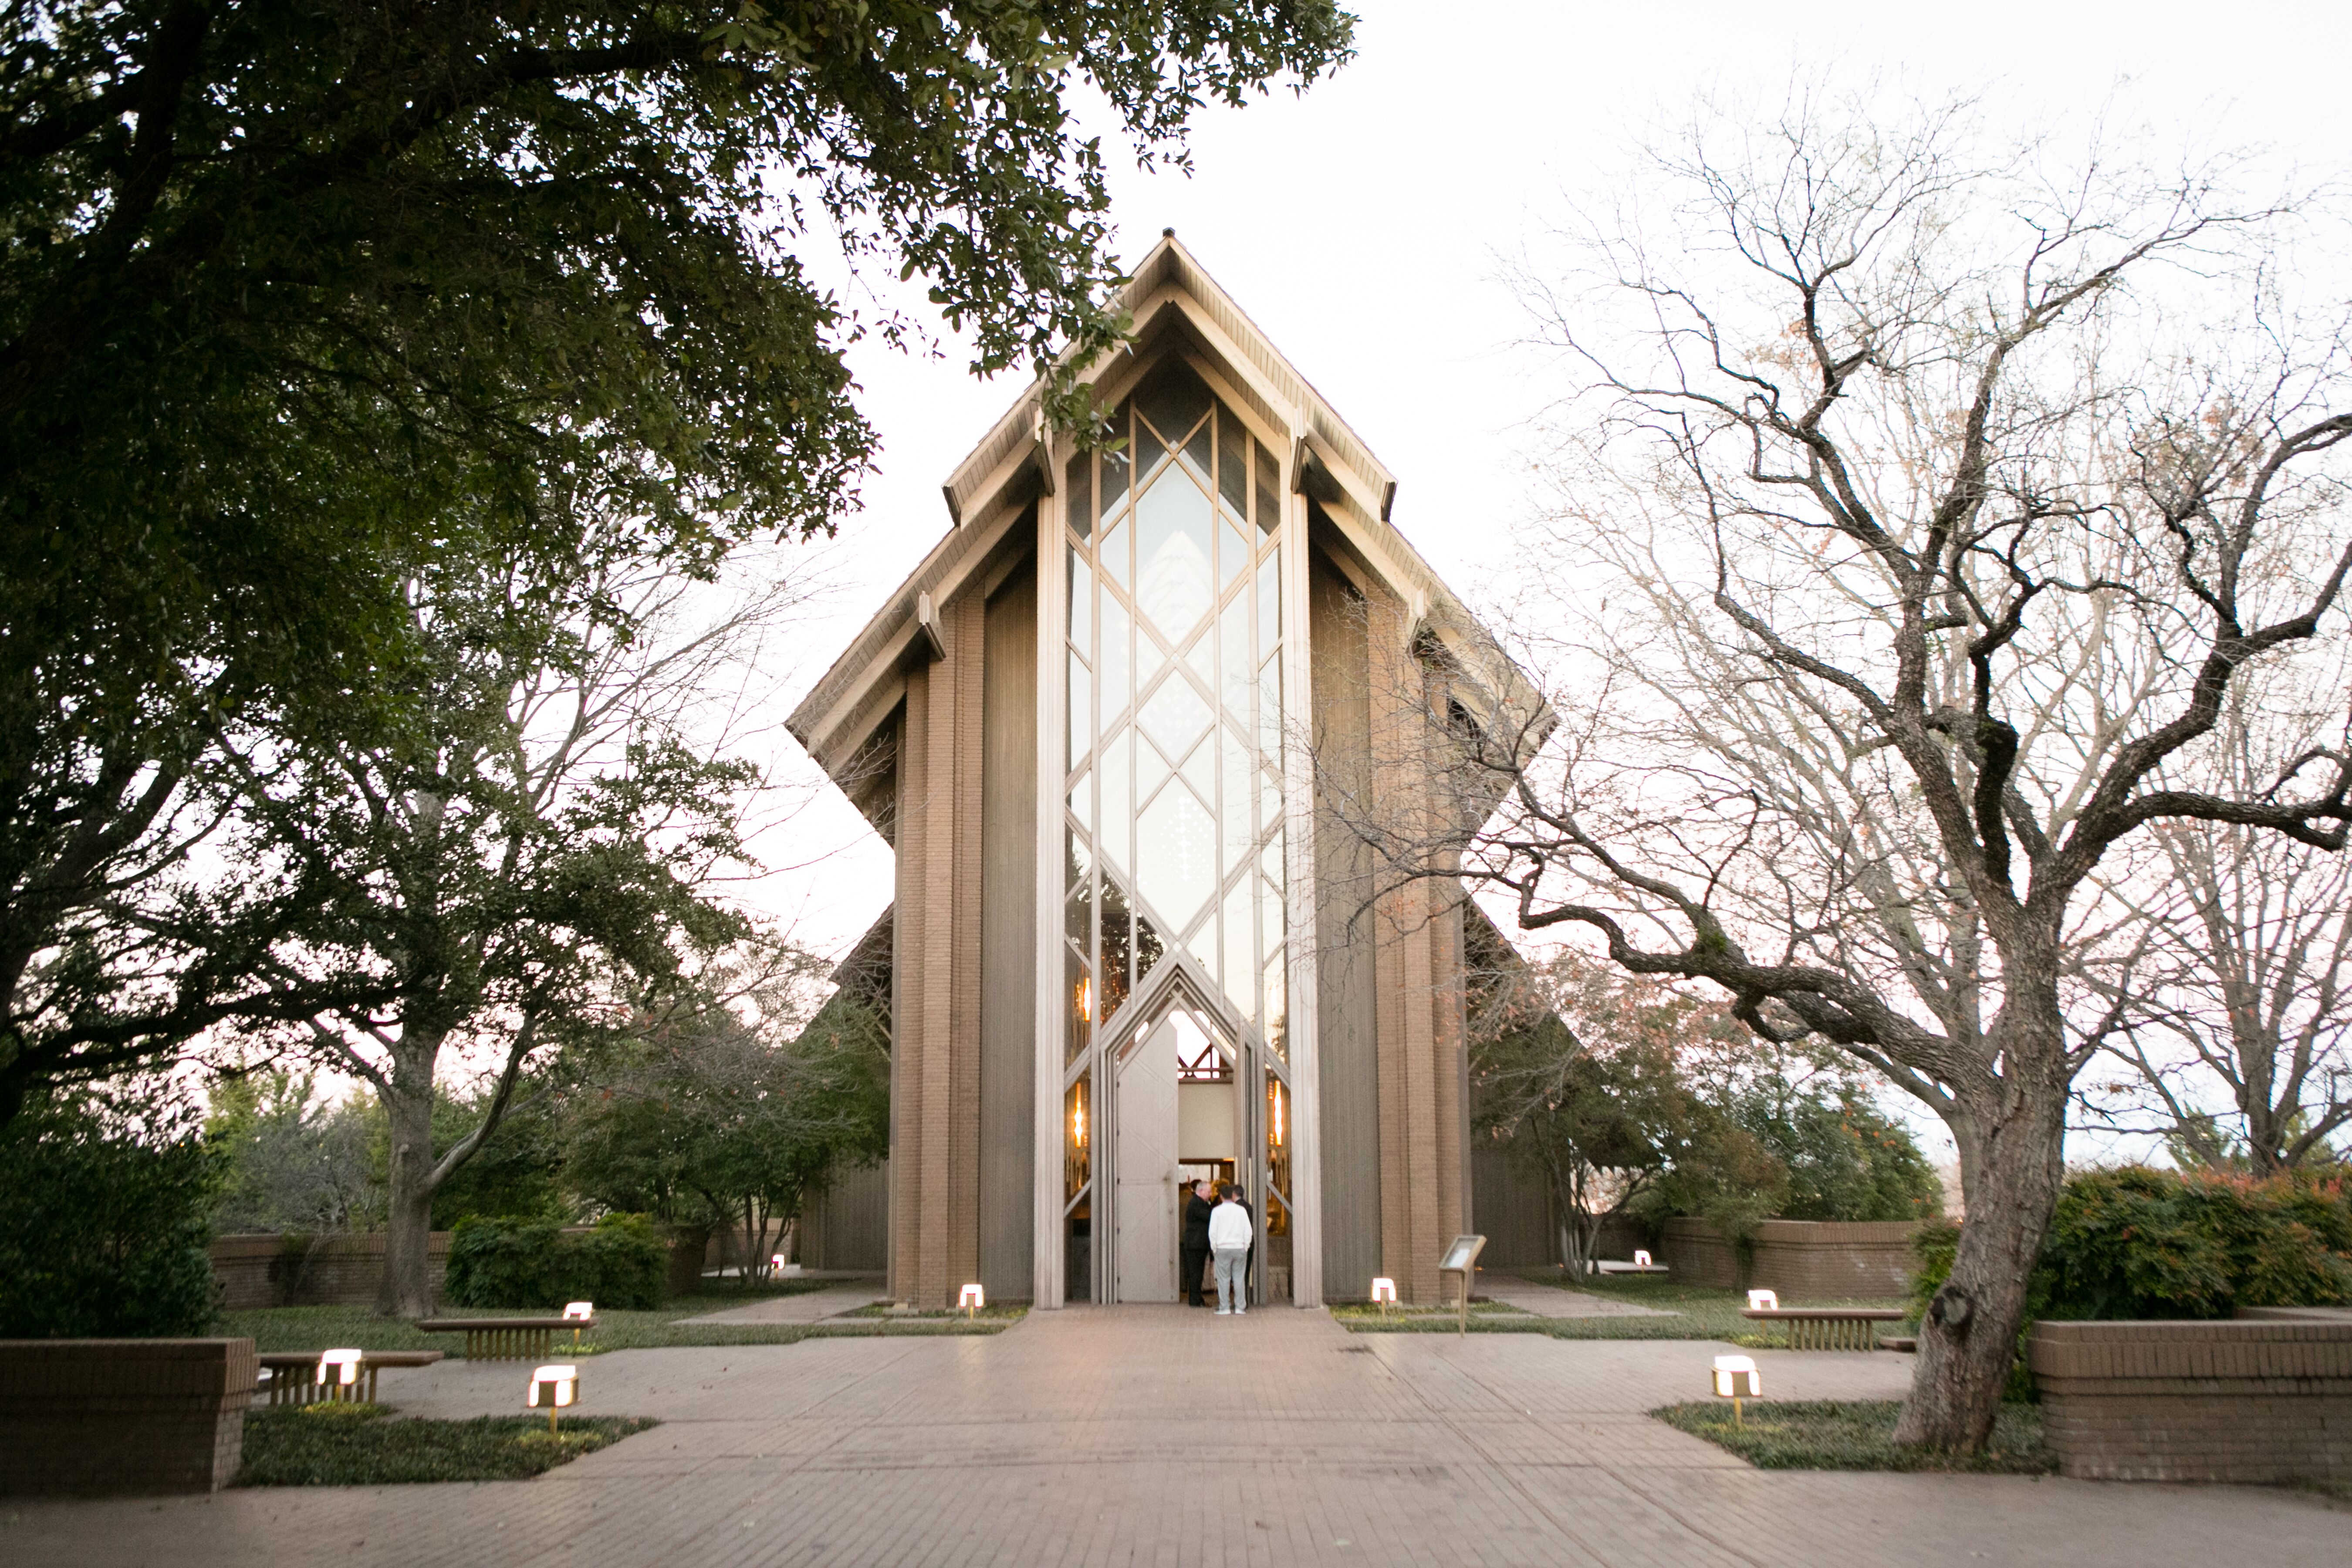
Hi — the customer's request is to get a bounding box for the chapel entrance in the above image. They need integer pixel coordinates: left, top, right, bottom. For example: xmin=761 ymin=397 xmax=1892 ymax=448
xmin=1096 ymin=987 xmax=1251 ymax=1307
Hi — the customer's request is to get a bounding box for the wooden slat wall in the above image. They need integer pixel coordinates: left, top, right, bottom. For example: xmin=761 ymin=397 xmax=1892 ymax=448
xmin=1309 ymin=550 xmax=1385 ymax=1300
xmin=978 ymin=559 xmax=1038 ymax=1301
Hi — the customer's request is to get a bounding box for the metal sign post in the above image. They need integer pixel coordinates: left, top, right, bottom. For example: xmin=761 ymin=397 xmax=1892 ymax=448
xmin=1439 ymin=1234 xmax=1487 ymax=1338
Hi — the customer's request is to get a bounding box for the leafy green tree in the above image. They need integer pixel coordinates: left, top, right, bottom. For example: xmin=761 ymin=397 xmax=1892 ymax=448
xmin=0 ymin=1085 xmax=223 ymax=1335
xmin=206 ymin=1068 xmax=381 ymax=1233
xmin=562 ymin=956 xmax=889 ymax=1278
xmin=0 ymin=0 xmax=1358 ymax=1128
xmin=234 ymin=518 xmax=766 ymax=1316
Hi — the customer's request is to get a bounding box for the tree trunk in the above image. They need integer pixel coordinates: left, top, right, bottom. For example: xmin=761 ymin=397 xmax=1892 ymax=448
xmin=1892 ymin=1082 xmax=2066 ymax=1450
xmin=377 ymin=1039 xmax=443 ymax=1318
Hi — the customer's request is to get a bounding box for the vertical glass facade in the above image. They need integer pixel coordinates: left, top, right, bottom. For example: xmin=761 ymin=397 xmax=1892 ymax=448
xmin=1062 ymin=357 xmax=1287 ymax=1057
xmin=1061 ymin=357 xmax=1294 ymax=1292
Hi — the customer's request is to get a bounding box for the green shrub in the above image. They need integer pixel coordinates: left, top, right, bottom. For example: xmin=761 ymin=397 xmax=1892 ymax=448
xmin=1909 ymin=1167 xmax=2352 ymax=1398
xmin=0 ymin=1089 xmax=223 ymax=1337
xmin=443 ymin=1212 xmax=665 ymax=1310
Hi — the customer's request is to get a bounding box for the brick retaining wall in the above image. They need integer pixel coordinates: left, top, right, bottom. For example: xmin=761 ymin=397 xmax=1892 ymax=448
xmin=1655 ymin=1217 xmax=1922 ymax=1296
xmin=0 ymin=1338 xmax=257 ymax=1495
xmin=2029 ymin=1318 xmax=2352 ymax=1483
xmin=209 ymin=1232 xmax=453 ymax=1309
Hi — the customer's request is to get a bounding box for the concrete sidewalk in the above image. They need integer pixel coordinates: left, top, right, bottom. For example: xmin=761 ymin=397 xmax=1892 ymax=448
xmin=8 ymin=1306 xmax=2339 ymax=1568
xmin=667 ymin=1274 xmax=887 ymax=1326
xmin=1477 ymin=1276 xmax=1679 ymax=1318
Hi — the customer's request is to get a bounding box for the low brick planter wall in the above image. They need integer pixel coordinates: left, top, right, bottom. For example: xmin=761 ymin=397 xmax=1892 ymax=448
xmin=209 ymin=1232 xmax=453 ymax=1309
xmin=1655 ymin=1217 xmax=1923 ymax=1296
xmin=0 ymin=1338 xmax=258 ymax=1496
xmin=2028 ymin=1318 xmax=2352 ymax=1483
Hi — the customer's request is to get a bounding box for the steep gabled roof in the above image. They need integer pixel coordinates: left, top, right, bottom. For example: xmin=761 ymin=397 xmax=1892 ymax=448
xmin=787 ymin=231 xmax=1550 ymax=806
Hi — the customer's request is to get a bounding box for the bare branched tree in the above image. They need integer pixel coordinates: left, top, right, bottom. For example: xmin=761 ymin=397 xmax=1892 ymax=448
xmin=2086 ymin=678 xmax=2352 ymax=1172
xmin=1335 ymin=88 xmax=2352 ymax=1450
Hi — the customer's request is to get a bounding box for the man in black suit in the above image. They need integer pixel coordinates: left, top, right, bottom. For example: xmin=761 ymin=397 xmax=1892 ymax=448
xmin=1180 ymin=1179 xmax=1214 ymax=1306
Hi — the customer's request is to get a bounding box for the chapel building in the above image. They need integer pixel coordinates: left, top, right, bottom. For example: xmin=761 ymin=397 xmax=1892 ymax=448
xmin=789 ymin=235 xmax=1550 ymax=1309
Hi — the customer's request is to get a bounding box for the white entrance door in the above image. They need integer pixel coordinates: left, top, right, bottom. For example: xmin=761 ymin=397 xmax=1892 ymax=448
xmin=1114 ymin=1016 xmax=1180 ymax=1302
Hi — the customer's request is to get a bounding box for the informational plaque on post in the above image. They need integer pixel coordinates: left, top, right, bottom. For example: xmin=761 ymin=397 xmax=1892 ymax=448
xmin=1440 ymin=1235 xmax=1486 ymax=1274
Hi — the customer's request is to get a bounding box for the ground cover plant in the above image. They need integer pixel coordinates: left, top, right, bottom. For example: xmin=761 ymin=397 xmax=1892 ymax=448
xmin=236 ymin=1404 xmax=657 ymax=1486
xmin=1335 ymin=1271 xmax=1915 ymax=1342
xmin=1652 ymin=1399 xmax=2052 ymax=1474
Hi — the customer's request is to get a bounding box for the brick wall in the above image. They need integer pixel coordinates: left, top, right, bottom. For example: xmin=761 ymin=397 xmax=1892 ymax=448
xmin=0 ymin=1338 xmax=257 ymax=1495
xmin=1654 ymin=1217 xmax=1922 ymax=1296
xmin=209 ymin=1232 xmax=453 ymax=1309
xmin=2029 ymin=1318 xmax=2352 ymax=1483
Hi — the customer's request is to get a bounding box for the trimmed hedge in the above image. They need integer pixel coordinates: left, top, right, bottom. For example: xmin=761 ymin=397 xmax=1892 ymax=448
xmin=1913 ymin=1166 xmax=2352 ymax=1325
xmin=443 ymin=1213 xmax=666 ymax=1310
xmin=1909 ymin=1166 xmax=2352 ymax=1403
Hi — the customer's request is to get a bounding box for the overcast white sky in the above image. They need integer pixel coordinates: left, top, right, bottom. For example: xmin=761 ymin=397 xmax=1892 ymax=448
xmin=740 ymin=0 xmax=2352 ymax=1163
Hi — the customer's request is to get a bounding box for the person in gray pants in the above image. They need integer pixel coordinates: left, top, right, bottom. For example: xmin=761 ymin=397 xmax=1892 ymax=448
xmin=1207 ymin=1184 xmax=1254 ymax=1315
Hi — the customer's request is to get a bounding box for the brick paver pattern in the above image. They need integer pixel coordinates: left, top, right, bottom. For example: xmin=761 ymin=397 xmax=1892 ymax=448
xmin=7 ymin=1306 xmax=2342 ymax=1566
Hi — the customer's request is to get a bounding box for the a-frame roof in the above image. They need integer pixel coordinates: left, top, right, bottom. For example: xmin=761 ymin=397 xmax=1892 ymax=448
xmin=787 ymin=232 xmax=1545 ymax=811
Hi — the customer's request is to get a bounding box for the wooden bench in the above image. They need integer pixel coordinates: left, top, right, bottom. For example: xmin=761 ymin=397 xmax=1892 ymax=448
xmin=258 ymin=1349 xmax=444 ymax=1405
xmin=1740 ymin=1307 xmax=1907 ymax=1350
xmin=412 ymin=1318 xmax=595 ymax=1361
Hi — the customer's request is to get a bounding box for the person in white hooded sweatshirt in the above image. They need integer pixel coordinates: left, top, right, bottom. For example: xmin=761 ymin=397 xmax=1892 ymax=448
xmin=1207 ymin=1183 xmax=1253 ymax=1315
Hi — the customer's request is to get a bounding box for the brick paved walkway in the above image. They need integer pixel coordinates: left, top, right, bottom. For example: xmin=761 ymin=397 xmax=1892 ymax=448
xmin=7 ymin=1306 xmax=2341 ymax=1566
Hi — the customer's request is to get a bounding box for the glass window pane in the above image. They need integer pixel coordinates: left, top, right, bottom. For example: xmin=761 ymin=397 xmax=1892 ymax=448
xmin=1263 ymin=944 xmax=1288 ymax=1061
xmin=1101 ymin=879 xmax=1134 ymax=1022
xmin=1100 ymin=592 xmax=1130 ymax=726
xmin=1255 ymin=440 xmax=1281 ymax=536
xmin=1067 ymin=452 xmax=1093 ymax=541
xmin=1068 ymin=767 xmax=1090 ymax=836
xmin=1067 ymin=648 xmax=1089 ymax=773
xmin=1219 ymin=595 xmax=1251 ymax=727
xmin=1258 ymin=652 xmax=1283 ymax=766
xmin=1136 ymin=782 xmax=1217 ymax=933
xmin=1219 ymin=413 xmax=1247 ymax=514
xmin=1186 ymin=916 xmax=1218 ymax=983
xmin=1135 ymin=419 xmax=1165 ymax=480
xmin=1066 ymin=832 xmax=1093 ymax=944
xmin=1135 ymin=912 xmax=1166 ymax=987
xmin=1220 ymin=512 xmax=1250 ymax=590
xmin=1179 ymin=734 xmax=1215 ymax=803
xmin=1064 ymin=1077 xmax=1090 ymax=1186
xmin=1102 ymin=442 xmax=1129 ymax=513
xmin=1261 ymin=825 xmax=1285 ymax=893
xmin=1136 ymin=730 xmax=1171 ymax=806
xmin=1135 ymin=359 xmax=1212 ymax=450
xmin=1099 ymin=728 xmax=1131 ymax=876
xmin=1183 ymin=418 xmax=1212 ymax=481
xmin=1261 ymin=873 xmax=1286 ymax=948
xmin=1068 ymin=551 xmax=1092 ymax=660
xmin=1223 ymin=878 xmax=1256 ymax=1021
xmin=1182 ymin=625 xmax=1216 ymax=692
xmin=1101 ymin=514 xmax=1130 ymax=592
xmin=1257 ymin=547 xmax=1282 ymax=641
xmin=1135 ymin=471 xmax=1215 ymax=642
xmin=1221 ymin=726 xmax=1252 ymax=874
xmin=1138 ymin=671 xmax=1212 ymax=762
xmin=1257 ymin=769 xmax=1284 ymax=881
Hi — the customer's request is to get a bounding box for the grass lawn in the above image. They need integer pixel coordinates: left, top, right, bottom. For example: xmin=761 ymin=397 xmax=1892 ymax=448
xmin=1652 ymin=1398 xmax=2054 ymax=1473
xmin=1335 ymin=1270 xmax=1916 ymax=1342
xmin=237 ymin=1403 xmax=657 ymax=1485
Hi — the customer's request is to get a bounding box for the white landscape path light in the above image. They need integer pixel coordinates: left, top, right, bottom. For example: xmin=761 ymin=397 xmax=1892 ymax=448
xmin=1747 ymin=1289 xmax=1778 ymax=1311
xmin=1632 ymin=1250 xmax=1652 ymax=1268
xmin=316 ymin=1348 xmax=365 ymax=1404
xmin=959 ymin=1283 xmax=985 ymax=1320
xmin=563 ymin=1301 xmax=594 ymax=1346
xmin=1711 ymin=1354 xmax=1761 ymax=1427
xmin=1370 ymin=1277 xmax=1398 ymax=1319
xmin=528 ymin=1364 xmax=579 ymax=1436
